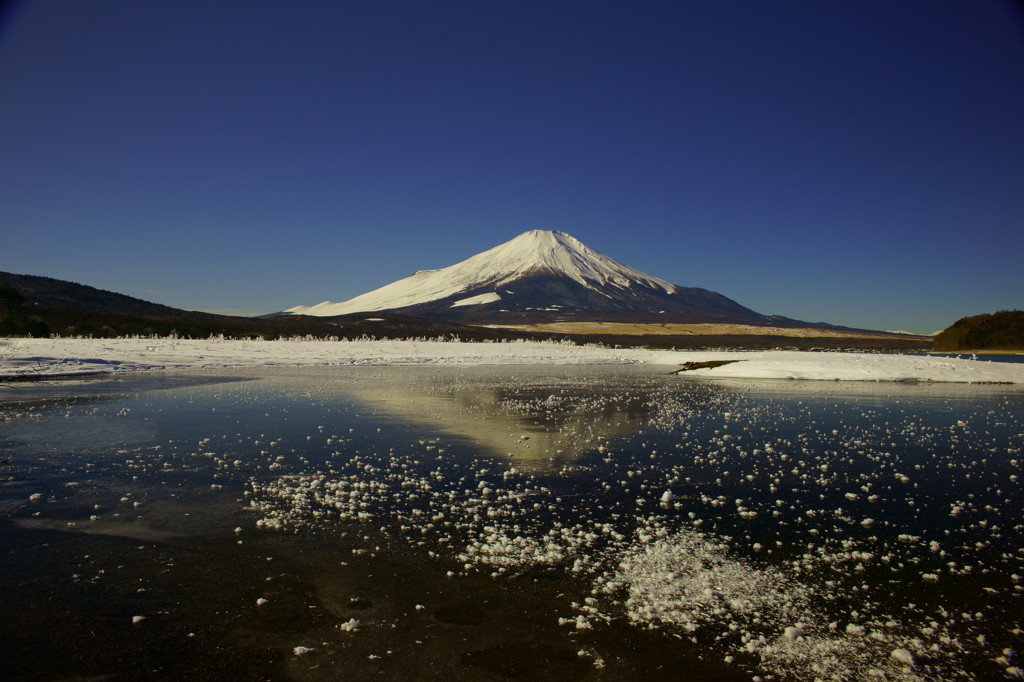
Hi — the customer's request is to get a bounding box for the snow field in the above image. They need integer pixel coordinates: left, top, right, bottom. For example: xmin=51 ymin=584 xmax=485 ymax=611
xmin=2 ymin=336 xmax=1023 ymax=383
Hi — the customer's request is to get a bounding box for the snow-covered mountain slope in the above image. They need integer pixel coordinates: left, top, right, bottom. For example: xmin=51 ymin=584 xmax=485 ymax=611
xmin=284 ymin=230 xmax=772 ymax=325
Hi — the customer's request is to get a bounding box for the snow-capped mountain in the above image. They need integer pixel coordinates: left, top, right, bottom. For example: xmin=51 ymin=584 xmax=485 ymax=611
xmin=284 ymin=230 xmax=772 ymax=325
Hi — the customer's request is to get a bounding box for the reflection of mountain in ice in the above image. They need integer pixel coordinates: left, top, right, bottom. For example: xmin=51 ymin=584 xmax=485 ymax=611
xmin=344 ymin=376 xmax=650 ymax=469
xmin=247 ymin=367 xmax=1024 ymax=681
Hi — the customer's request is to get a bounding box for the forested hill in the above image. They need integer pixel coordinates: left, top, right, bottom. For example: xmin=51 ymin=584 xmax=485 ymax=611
xmin=0 ymin=271 xmax=199 ymax=318
xmin=934 ymin=310 xmax=1024 ymax=351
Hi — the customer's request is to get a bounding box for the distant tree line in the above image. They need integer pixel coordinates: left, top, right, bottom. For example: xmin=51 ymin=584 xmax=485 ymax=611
xmin=0 ymin=286 xmax=51 ymax=336
xmin=0 ymin=287 xmax=473 ymax=341
xmin=933 ymin=310 xmax=1024 ymax=351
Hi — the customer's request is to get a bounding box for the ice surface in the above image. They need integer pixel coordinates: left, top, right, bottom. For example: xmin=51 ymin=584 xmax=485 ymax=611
xmin=239 ymin=369 xmax=1024 ymax=680
xmin=6 ymin=362 xmax=1021 ymax=680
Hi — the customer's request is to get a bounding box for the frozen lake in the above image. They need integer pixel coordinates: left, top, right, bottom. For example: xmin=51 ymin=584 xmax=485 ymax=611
xmin=2 ymin=365 xmax=1023 ymax=680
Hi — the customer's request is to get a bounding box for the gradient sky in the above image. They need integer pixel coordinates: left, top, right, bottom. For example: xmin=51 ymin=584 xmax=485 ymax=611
xmin=2 ymin=1 xmax=1022 ymax=334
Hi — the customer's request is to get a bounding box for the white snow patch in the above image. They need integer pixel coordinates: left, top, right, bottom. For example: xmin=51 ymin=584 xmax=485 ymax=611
xmin=3 ymin=337 xmax=1023 ymax=384
xmin=338 ymin=618 xmax=361 ymax=632
xmin=451 ymin=292 xmax=501 ymax=308
xmin=604 ymin=527 xmax=811 ymax=637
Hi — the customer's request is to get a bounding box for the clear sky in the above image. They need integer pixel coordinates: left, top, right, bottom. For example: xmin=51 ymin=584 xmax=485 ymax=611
xmin=1 ymin=1 xmax=1022 ymax=334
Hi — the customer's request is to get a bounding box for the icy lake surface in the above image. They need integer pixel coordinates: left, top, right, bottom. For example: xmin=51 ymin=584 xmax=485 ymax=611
xmin=2 ymin=365 xmax=1023 ymax=681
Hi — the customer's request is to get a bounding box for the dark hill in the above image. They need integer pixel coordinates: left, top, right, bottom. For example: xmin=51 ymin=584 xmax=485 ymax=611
xmin=0 ymin=271 xmax=489 ymax=340
xmin=0 ymin=271 xmax=202 ymax=318
xmin=389 ymin=271 xmax=770 ymax=325
xmin=933 ymin=310 xmax=1024 ymax=351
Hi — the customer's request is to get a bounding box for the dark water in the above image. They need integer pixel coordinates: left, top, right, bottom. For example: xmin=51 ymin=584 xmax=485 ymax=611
xmin=1 ymin=366 xmax=1022 ymax=681
xmin=925 ymin=352 xmax=1024 ymax=363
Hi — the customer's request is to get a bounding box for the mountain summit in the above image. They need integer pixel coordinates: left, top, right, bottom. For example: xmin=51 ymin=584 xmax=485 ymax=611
xmin=284 ymin=230 xmax=771 ymax=325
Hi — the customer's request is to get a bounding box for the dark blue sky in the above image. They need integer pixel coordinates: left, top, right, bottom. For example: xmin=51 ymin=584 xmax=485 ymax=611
xmin=2 ymin=1 xmax=1022 ymax=334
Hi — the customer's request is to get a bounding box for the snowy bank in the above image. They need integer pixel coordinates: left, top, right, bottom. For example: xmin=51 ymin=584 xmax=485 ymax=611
xmin=1 ymin=337 xmax=1022 ymax=384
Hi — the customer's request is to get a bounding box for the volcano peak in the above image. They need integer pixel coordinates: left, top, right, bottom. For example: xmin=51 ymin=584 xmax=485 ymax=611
xmin=283 ymin=230 xmax=766 ymax=325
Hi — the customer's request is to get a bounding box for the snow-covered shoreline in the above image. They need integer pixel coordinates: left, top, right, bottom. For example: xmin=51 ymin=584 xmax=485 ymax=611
xmin=1 ymin=336 xmax=1022 ymax=384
